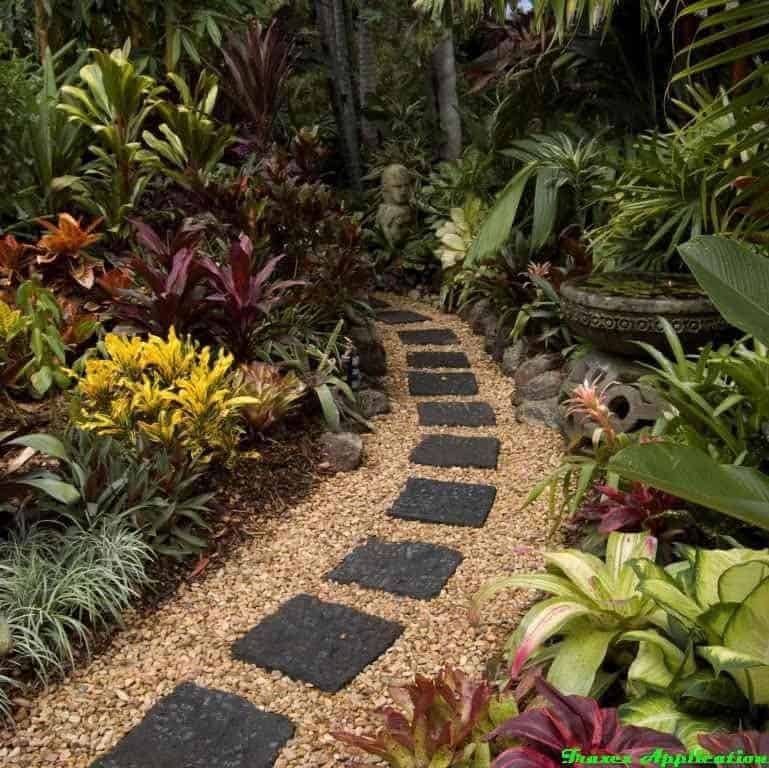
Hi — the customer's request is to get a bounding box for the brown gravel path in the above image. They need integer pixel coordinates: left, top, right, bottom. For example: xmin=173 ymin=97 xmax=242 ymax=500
xmin=0 ymin=295 xmax=563 ymax=767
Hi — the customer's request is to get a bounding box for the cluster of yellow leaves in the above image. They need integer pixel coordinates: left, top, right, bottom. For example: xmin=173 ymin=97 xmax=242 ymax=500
xmin=0 ymin=300 xmax=22 ymax=340
xmin=72 ymin=329 xmax=258 ymax=464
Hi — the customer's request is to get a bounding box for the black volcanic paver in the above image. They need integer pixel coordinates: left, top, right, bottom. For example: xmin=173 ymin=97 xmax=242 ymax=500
xmin=398 ymin=329 xmax=458 ymax=346
xmin=377 ymin=310 xmax=431 ymax=325
xmin=406 ymin=351 xmax=470 ymax=369
xmin=410 ymin=434 xmax=500 ymax=469
xmin=417 ymin=402 xmax=496 ymax=427
xmin=408 ymin=371 xmax=478 ymax=396
xmin=231 ymin=594 xmax=403 ymax=692
xmin=91 ymin=683 xmax=294 ymax=768
xmin=388 ymin=478 xmax=497 ymax=527
xmin=326 ymin=538 xmax=463 ymax=599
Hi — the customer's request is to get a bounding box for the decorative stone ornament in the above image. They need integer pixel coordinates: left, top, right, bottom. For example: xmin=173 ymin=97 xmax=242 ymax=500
xmin=560 ymin=272 xmax=732 ymax=356
xmin=376 ymin=164 xmax=413 ymax=246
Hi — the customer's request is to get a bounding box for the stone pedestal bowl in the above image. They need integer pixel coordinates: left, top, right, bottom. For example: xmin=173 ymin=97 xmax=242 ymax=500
xmin=559 ymin=272 xmax=732 ymax=356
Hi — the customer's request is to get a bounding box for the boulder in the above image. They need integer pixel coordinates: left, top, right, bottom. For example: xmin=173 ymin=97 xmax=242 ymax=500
xmin=481 ymin=314 xmax=499 ymax=355
xmin=468 ymin=299 xmax=492 ymax=334
xmin=501 ymin=340 xmax=528 ymax=376
xmin=517 ymin=369 xmax=565 ymax=402
xmin=348 ymin=323 xmax=387 ymax=377
xmin=319 ymin=432 xmax=364 ymax=473
xmin=358 ymin=389 xmax=390 ymax=418
xmin=516 ymin=398 xmax=562 ymax=430
xmin=514 ymin=352 xmax=562 ymax=388
xmin=491 ymin=320 xmax=515 ymax=362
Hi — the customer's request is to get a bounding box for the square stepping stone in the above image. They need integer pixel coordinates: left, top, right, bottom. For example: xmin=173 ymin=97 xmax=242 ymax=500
xmin=398 ymin=329 xmax=458 ymax=346
xmin=410 ymin=434 xmax=500 ymax=469
xmin=389 ymin=477 xmax=497 ymax=527
xmin=418 ymin=402 xmax=497 ymax=427
xmin=91 ymin=682 xmax=293 ymax=768
xmin=408 ymin=371 xmax=478 ymax=396
xmin=232 ymin=594 xmax=403 ymax=692
xmin=407 ymin=351 xmax=470 ymax=369
xmin=378 ymin=309 xmax=431 ymax=324
xmin=326 ymin=537 xmax=463 ymax=599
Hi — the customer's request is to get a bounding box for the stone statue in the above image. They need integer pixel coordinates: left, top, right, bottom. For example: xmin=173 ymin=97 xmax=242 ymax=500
xmin=376 ymin=164 xmax=413 ymax=246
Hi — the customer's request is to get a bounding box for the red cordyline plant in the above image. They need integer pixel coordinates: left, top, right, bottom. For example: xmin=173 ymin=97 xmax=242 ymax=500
xmin=201 ymin=235 xmax=303 ymax=360
xmin=223 ymin=19 xmax=294 ymax=152
xmin=0 ymin=235 xmax=33 ymax=287
xmin=110 ymin=220 xmax=208 ymax=335
xmin=489 ymin=678 xmax=684 ymax=768
xmin=333 ymin=666 xmax=518 ymax=767
xmin=580 ymin=482 xmax=681 ymax=534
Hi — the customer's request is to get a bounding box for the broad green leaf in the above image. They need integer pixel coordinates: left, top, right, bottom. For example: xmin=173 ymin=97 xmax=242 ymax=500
xmin=609 ymin=442 xmax=769 ymax=532
xmin=17 ymin=476 xmax=80 ymax=505
xmin=619 ymin=693 xmax=725 ymax=750
xmin=717 ymin=560 xmax=769 ymax=604
xmin=468 ymin=163 xmax=537 ymax=264
xmin=9 ymin=433 xmax=71 ymax=462
xmin=679 ymin=235 xmax=769 ymax=346
xmin=547 ymin=628 xmax=618 ymax=696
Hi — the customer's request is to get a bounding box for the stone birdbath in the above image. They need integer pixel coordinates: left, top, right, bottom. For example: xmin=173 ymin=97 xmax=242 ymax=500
xmin=559 ymin=272 xmax=731 ymax=356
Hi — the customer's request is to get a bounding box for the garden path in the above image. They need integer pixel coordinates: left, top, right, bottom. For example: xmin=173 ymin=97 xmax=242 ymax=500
xmin=0 ymin=296 xmax=563 ymax=768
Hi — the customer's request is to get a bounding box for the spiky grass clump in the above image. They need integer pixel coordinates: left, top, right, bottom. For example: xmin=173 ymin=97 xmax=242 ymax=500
xmin=0 ymin=521 xmax=152 ymax=719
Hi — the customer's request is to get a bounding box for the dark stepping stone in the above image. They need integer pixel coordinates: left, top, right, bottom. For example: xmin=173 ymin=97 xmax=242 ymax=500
xmin=398 ymin=329 xmax=458 ymax=346
xmin=232 ymin=594 xmax=403 ymax=693
xmin=378 ymin=309 xmax=431 ymax=325
xmin=389 ymin=477 xmax=497 ymax=527
xmin=407 ymin=351 xmax=470 ymax=369
xmin=410 ymin=434 xmax=500 ymax=469
xmin=369 ymin=297 xmax=390 ymax=310
xmin=91 ymin=682 xmax=293 ymax=768
xmin=418 ymin=402 xmax=496 ymax=427
xmin=326 ymin=537 xmax=463 ymax=600
xmin=408 ymin=371 xmax=478 ymax=396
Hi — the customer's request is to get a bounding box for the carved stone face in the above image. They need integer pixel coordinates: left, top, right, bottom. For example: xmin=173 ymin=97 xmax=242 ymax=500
xmin=376 ymin=203 xmax=413 ymax=246
xmin=381 ymin=164 xmax=411 ymax=205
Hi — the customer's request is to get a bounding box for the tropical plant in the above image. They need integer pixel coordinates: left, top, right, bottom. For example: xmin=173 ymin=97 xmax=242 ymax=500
xmin=489 ymin=676 xmax=684 ymax=768
xmin=588 ymin=94 xmax=753 ymax=271
xmin=201 ymin=237 xmax=303 ymax=360
xmin=109 ymin=233 xmax=205 ymax=334
xmin=71 ymin=330 xmax=257 ymax=465
xmin=472 ymin=532 xmax=662 ymax=698
xmin=580 ymin=482 xmax=681 ymax=536
xmin=524 ymin=374 xmax=637 ymax=526
xmin=34 ymin=430 xmax=215 ymax=559
xmin=607 ymin=235 xmax=769 ymax=533
xmin=470 ymin=131 xmax=611 ymax=264
xmin=263 ymin=321 xmax=366 ymax=432
xmin=222 ymin=19 xmax=294 ymax=152
xmin=2 ymin=281 xmax=97 ymax=397
xmin=143 ymin=71 xmax=235 ymax=194
xmin=435 ymin=196 xmax=486 ymax=273
xmin=0 ymin=520 xmax=151 ymax=717
xmin=333 ymin=666 xmax=519 ymax=768
xmin=638 ymin=320 xmax=769 ymax=467
xmin=511 ymin=264 xmax=572 ymax=351
xmin=58 ymin=42 xmax=164 ymax=229
xmin=240 ymin=362 xmax=306 ymax=434
xmin=35 ymin=213 xmax=103 ymax=289
xmin=0 ymin=235 xmax=33 ymax=287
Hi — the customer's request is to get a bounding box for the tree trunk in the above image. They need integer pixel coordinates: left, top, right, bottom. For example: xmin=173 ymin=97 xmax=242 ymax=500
xmin=164 ymin=0 xmax=177 ymax=72
xmin=357 ymin=7 xmax=378 ymax=147
xmin=315 ymin=0 xmax=363 ymax=192
xmin=34 ymin=0 xmax=49 ymax=61
xmin=431 ymin=28 xmax=462 ymax=161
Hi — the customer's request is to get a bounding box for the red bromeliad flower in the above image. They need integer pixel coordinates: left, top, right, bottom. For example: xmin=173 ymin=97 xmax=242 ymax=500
xmin=564 ymin=375 xmax=618 ymax=447
xmin=489 ymin=678 xmax=684 ymax=768
xmin=580 ymin=482 xmax=680 ymax=534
